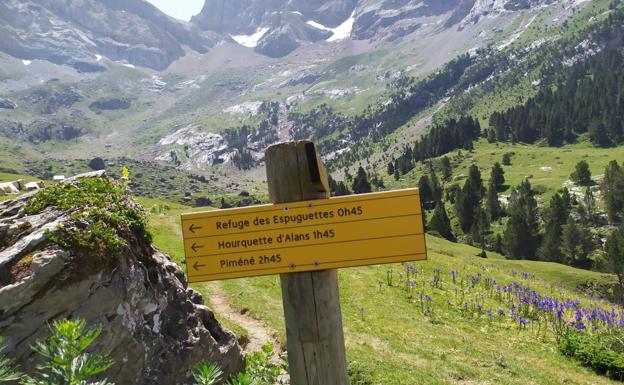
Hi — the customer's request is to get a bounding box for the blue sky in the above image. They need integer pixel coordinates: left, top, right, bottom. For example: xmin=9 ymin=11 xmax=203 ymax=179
xmin=145 ymin=0 xmax=204 ymax=21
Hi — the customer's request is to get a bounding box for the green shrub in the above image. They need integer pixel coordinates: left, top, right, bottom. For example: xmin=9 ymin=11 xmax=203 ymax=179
xmin=193 ymin=343 xmax=285 ymax=385
xmin=348 ymin=360 xmax=375 ymax=385
xmin=191 ymin=362 xmax=223 ymax=385
xmin=22 ymin=319 xmax=114 ymax=385
xmin=558 ymin=328 xmax=624 ymax=381
xmin=24 ymin=178 xmax=151 ymax=257
xmin=0 ymin=340 xmax=21 ymax=383
xmin=1 ymin=319 xmax=114 ymax=385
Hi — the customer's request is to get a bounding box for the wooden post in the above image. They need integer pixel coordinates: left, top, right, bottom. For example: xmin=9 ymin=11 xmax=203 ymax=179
xmin=265 ymin=141 xmax=349 ymax=385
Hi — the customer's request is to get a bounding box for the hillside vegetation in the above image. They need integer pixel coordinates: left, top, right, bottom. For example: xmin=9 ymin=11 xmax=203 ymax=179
xmin=145 ymin=201 xmax=620 ymax=384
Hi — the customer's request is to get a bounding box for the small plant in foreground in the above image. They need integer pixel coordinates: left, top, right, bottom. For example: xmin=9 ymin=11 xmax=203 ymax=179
xmin=192 ymin=362 xmax=223 ymax=385
xmin=226 ymin=372 xmax=257 ymax=385
xmin=194 ymin=343 xmax=285 ymax=385
xmin=0 ymin=340 xmax=21 ymax=383
xmin=244 ymin=344 xmax=282 ymax=384
xmin=22 ymin=319 xmax=114 ymax=385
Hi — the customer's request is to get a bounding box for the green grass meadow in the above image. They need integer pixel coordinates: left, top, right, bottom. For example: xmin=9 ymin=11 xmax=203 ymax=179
xmin=145 ymin=198 xmax=619 ymax=385
xmin=382 ymin=139 xmax=624 ymax=204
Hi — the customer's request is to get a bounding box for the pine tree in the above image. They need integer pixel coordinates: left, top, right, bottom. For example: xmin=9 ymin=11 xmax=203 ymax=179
xmin=429 ymin=201 xmax=455 ymax=241
xmin=589 ymin=118 xmax=612 ymax=147
xmin=502 ymin=180 xmax=539 ymax=260
xmin=490 ymin=162 xmax=505 ymax=190
xmin=418 ymin=175 xmax=433 ymax=208
xmin=441 ymin=156 xmax=452 ymax=181
xmin=502 ymin=152 xmax=513 ymax=166
xmin=560 ymin=187 xmax=573 ymax=210
xmin=561 ymin=216 xmax=591 ymax=269
xmin=429 ymin=169 xmax=442 ymax=203
xmin=335 ymin=181 xmax=351 ymax=196
xmin=467 ymin=164 xmax=485 ymax=200
xmin=606 ymin=223 xmax=624 ymax=290
xmin=393 ymin=167 xmax=400 ymax=181
xmin=571 ymin=160 xmax=592 ymax=186
xmin=583 ymin=187 xmax=596 ymax=224
xmin=387 ymin=161 xmax=395 ymax=176
xmin=602 ymin=160 xmax=624 ymax=223
xmin=352 ymin=166 xmax=372 ymax=194
xmin=493 ymin=233 xmax=503 ymax=254
xmin=471 ymin=206 xmax=490 ymax=247
xmin=486 ymin=180 xmax=501 ymax=220
xmin=537 ymin=193 xmax=567 ymax=262
xmin=455 ymin=181 xmax=479 ymax=233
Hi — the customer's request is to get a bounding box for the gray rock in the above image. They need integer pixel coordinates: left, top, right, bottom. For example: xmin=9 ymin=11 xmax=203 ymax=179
xmin=255 ymin=18 xmax=331 ymax=58
xmin=0 ymin=196 xmax=244 ymax=384
xmin=67 ymin=170 xmax=107 ymax=180
xmin=88 ymin=157 xmax=106 ymax=171
xmin=192 ymin=0 xmax=356 ymax=33
xmin=279 ymin=72 xmax=321 ymax=88
xmin=0 ymin=0 xmax=217 ymax=71
xmin=0 ymin=99 xmax=17 ymax=109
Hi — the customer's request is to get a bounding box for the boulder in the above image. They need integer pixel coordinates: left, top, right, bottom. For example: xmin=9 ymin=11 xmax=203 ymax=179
xmin=88 ymin=157 xmax=106 ymax=171
xmin=0 ymin=99 xmax=17 ymax=109
xmin=0 ymin=192 xmax=244 ymax=384
xmin=0 ymin=182 xmax=20 ymax=194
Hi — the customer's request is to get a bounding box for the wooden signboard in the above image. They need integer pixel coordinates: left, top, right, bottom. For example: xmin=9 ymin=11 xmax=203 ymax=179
xmin=181 ymin=188 xmax=426 ymax=283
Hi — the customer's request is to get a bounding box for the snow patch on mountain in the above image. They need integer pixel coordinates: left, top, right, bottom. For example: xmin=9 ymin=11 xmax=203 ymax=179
xmin=231 ymin=28 xmax=270 ymax=48
xmin=307 ymin=11 xmax=355 ymax=42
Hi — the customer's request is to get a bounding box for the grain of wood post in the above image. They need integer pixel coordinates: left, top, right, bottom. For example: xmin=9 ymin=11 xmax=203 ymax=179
xmin=265 ymin=140 xmax=349 ymax=385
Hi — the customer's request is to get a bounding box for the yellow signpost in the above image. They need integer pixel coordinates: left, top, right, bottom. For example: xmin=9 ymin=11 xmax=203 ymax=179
xmin=181 ymin=188 xmax=426 ymax=283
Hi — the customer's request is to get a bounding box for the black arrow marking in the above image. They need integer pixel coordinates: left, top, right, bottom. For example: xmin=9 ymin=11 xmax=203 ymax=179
xmin=191 ymin=242 xmax=204 ymax=253
xmin=189 ymin=224 xmax=202 ymax=233
xmin=193 ymin=261 xmax=206 ymax=271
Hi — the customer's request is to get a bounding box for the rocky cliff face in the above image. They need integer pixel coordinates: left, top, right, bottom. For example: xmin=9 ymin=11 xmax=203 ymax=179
xmin=0 ymin=0 xmax=571 ymax=67
xmin=191 ymin=0 xmax=565 ymax=57
xmin=0 ymin=178 xmax=244 ymax=384
xmin=0 ymin=0 xmax=216 ymax=71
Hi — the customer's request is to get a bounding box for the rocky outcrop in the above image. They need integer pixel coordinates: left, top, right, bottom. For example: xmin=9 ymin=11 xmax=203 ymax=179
xmin=192 ymin=0 xmax=347 ymax=57
xmin=0 ymin=0 xmax=569 ymax=64
xmin=193 ymin=0 xmax=566 ymax=55
xmin=0 ymin=0 xmax=217 ymax=71
xmin=0 ymin=190 xmax=244 ymax=384
xmin=0 ymin=99 xmax=17 ymax=109
xmin=88 ymin=157 xmax=106 ymax=170
xmin=156 ymin=125 xmax=237 ymax=170
xmin=255 ymin=17 xmax=332 ymax=57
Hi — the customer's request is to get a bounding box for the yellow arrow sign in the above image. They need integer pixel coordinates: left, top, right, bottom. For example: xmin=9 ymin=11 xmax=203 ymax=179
xmin=181 ymin=188 xmax=426 ymax=282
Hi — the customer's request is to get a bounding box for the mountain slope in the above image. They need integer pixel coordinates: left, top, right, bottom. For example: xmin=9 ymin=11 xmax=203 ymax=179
xmin=0 ymin=0 xmax=217 ymax=71
xmin=0 ymin=0 xmax=604 ymax=193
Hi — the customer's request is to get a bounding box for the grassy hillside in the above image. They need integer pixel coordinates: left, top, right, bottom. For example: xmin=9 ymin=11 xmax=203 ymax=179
xmin=145 ymin=198 xmax=620 ymax=385
xmin=382 ymin=139 xmax=624 ymax=201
